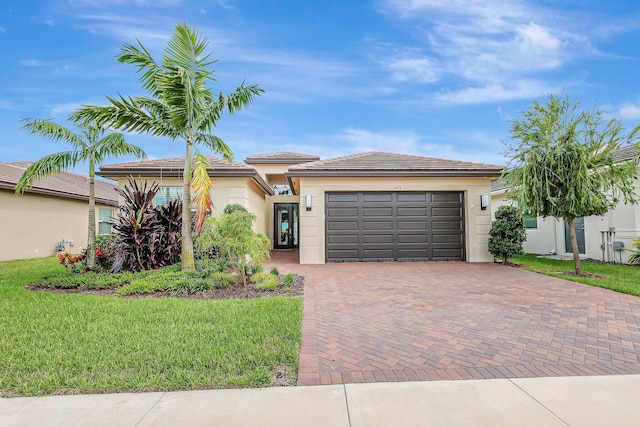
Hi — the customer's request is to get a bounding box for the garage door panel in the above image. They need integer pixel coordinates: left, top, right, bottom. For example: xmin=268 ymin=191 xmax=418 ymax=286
xmin=431 ymin=192 xmax=463 ymax=203
xmin=397 ymin=193 xmax=428 ymax=202
xmin=431 ymin=207 xmax=463 ymax=217
xmin=363 ymin=221 xmax=393 ymax=230
xmin=326 ymin=192 xmax=464 ymax=262
xmin=363 ymin=193 xmax=393 ymax=203
xmin=363 ymin=234 xmax=394 ymax=244
xmin=432 ymin=220 xmax=463 ymax=230
xmin=327 ymin=221 xmax=359 ymax=231
xmin=398 ymin=207 xmax=427 ymax=216
xmin=363 ymin=207 xmax=393 ymax=216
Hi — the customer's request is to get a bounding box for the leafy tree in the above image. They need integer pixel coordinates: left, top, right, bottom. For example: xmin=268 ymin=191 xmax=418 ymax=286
xmin=198 ymin=208 xmax=270 ymax=287
xmin=71 ymin=22 xmax=264 ymax=270
xmin=15 ymin=120 xmax=146 ymax=270
xmin=488 ymin=205 xmax=526 ymax=264
xmin=502 ymin=93 xmax=640 ymax=275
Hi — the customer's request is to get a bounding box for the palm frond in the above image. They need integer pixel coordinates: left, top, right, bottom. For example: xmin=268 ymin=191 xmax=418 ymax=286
xmin=21 ymin=119 xmax=86 ymax=149
xmin=94 ymin=133 xmax=148 ymax=164
xmin=14 ymin=151 xmax=79 ymax=194
xmin=191 ymin=152 xmax=214 ymax=236
xmin=119 ymin=40 xmax=163 ymax=98
xmin=196 ymin=133 xmax=233 ymax=162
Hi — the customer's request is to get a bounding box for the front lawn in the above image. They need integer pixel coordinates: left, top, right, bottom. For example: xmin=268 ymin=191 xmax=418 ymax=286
xmin=511 ymin=254 xmax=640 ymax=296
xmin=0 ymin=257 xmax=303 ymax=397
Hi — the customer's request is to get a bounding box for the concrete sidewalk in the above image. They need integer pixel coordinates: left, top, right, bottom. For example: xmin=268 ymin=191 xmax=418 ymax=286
xmin=2 ymin=375 xmax=640 ymax=426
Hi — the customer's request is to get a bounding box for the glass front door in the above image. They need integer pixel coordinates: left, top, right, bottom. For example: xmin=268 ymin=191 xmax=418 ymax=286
xmin=274 ymin=203 xmax=298 ymax=249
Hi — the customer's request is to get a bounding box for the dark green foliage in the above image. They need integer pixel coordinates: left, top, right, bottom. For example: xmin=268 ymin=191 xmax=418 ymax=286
xmin=270 ymin=266 xmax=279 ymax=276
xmin=488 ymin=206 xmax=526 ymax=264
xmin=253 ymin=271 xmax=277 ymax=290
xmin=629 ymin=238 xmax=640 ymax=265
xmin=282 ymin=273 xmax=297 ymax=292
xmin=36 ymin=272 xmax=134 ymax=290
xmin=208 ymin=272 xmax=237 ymax=289
xmin=223 ymin=203 xmax=248 ymax=214
xmin=95 ymin=234 xmax=118 ymax=271
xmin=110 ymin=178 xmax=182 ymax=272
xmin=167 ymin=276 xmax=211 ymax=296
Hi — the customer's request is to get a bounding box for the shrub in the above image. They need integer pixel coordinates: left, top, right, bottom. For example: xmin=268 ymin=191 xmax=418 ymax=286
xmin=208 ymin=272 xmax=237 ymax=289
xmin=198 ymin=211 xmax=270 ymax=287
xmin=110 ymin=178 xmax=182 ymax=273
xmin=629 ymin=238 xmax=640 ymax=265
xmin=223 ymin=203 xmax=248 ymax=214
xmin=282 ymin=273 xmax=297 ymax=292
xmin=116 ymin=276 xmax=166 ymax=296
xmin=270 ymin=266 xmax=279 ymax=276
xmin=167 ymin=276 xmax=211 ymax=296
xmin=37 ymin=272 xmax=133 ymax=290
xmin=488 ymin=205 xmax=527 ymax=264
xmin=94 ymin=234 xmax=118 ymax=271
xmin=253 ymin=271 xmax=277 ymax=290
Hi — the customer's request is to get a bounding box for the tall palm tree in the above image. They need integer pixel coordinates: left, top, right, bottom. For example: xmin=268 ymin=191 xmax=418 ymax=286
xmin=15 ymin=120 xmax=146 ymax=270
xmin=71 ymin=22 xmax=264 ymax=270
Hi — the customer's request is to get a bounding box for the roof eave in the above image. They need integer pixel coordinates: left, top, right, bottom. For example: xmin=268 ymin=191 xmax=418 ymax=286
xmin=285 ymin=169 xmax=503 ymax=178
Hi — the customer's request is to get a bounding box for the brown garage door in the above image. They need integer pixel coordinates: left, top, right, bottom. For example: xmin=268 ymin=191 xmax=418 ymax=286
xmin=325 ymin=192 xmax=465 ymax=262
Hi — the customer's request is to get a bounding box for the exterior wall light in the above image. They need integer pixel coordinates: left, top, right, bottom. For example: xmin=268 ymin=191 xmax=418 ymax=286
xmin=480 ymin=193 xmax=490 ymax=210
xmin=305 ymin=194 xmax=312 ymax=211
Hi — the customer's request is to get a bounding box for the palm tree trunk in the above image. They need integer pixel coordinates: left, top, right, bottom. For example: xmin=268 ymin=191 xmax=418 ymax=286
xmin=181 ymin=138 xmax=195 ymax=270
xmin=86 ymin=159 xmax=96 ymax=270
xmin=568 ymin=218 xmax=583 ymax=276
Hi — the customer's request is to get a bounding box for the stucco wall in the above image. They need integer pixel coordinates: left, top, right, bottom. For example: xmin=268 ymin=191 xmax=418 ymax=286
xmin=296 ymin=176 xmax=495 ymax=264
xmin=113 ymin=176 xmax=268 ymax=234
xmin=0 ymin=190 xmax=114 ymax=261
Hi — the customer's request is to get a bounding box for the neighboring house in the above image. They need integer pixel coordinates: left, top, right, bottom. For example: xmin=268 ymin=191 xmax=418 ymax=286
xmin=491 ymin=145 xmax=640 ymax=263
xmin=98 ymin=151 xmax=502 ymax=264
xmin=0 ymin=162 xmax=118 ymax=262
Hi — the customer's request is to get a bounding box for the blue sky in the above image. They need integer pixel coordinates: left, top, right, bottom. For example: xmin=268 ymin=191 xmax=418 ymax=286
xmin=2 ymin=0 xmax=640 ymax=174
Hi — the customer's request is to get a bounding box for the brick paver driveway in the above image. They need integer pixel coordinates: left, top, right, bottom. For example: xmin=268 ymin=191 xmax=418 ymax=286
xmin=268 ymin=251 xmax=640 ymax=386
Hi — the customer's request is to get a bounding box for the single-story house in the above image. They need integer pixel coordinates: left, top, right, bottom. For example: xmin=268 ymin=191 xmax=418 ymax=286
xmin=0 ymin=162 xmax=118 ymax=262
xmin=491 ymin=146 xmax=640 ymax=264
xmin=98 ymin=151 xmax=503 ymax=264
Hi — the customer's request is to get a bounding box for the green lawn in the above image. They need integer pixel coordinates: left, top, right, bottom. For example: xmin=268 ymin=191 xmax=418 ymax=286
xmin=0 ymin=257 xmax=303 ymax=397
xmin=512 ymin=254 xmax=640 ymax=296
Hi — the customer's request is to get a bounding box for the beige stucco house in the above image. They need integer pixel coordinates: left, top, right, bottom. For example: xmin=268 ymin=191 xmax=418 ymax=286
xmin=98 ymin=152 xmax=503 ymax=264
xmin=491 ymin=146 xmax=640 ymax=264
xmin=0 ymin=162 xmax=118 ymax=262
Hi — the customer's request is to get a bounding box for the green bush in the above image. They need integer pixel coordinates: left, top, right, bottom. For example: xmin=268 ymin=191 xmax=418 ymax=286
xmin=488 ymin=205 xmax=526 ymax=264
xmin=253 ymin=271 xmax=277 ymax=290
xmin=36 ymin=272 xmax=133 ymax=290
xmin=282 ymin=273 xmax=297 ymax=292
xmin=270 ymin=266 xmax=279 ymax=276
xmin=116 ymin=267 xmax=200 ymax=296
xmin=208 ymin=272 xmax=237 ymax=289
xmin=223 ymin=203 xmax=248 ymax=214
xmin=117 ymin=276 xmax=166 ymax=296
xmin=167 ymin=277 xmax=211 ymax=296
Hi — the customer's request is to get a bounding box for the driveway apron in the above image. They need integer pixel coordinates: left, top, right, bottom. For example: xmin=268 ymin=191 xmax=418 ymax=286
xmin=267 ymin=252 xmax=640 ymax=386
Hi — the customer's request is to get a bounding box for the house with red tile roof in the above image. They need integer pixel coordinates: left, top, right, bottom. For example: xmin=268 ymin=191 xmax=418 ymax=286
xmin=0 ymin=162 xmax=118 ymax=261
xmin=99 ymin=151 xmax=503 ymax=264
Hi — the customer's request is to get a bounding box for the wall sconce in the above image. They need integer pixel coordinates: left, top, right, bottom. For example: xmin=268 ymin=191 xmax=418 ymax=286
xmin=305 ymin=194 xmax=312 ymax=211
xmin=480 ymin=193 xmax=489 ymax=210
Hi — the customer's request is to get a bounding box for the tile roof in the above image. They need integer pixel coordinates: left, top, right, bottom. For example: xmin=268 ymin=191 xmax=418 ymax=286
xmin=287 ymin=152 xmax=503 ymax=177
xmin=98 ymin=156 xmax=274 ymax=195
xmin=0 ymin=162 xmax=117 ymax=205
xmin=244 ymin=152 xmax=320 ymax=164
xmin=614 ymin=145 xmax=640 ymax=163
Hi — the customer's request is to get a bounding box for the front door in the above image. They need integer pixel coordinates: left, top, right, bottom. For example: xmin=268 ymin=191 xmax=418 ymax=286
xmin=274 ymin=203 xmax=298 ymax=249
xmin=565 ymin=217 xmax=586 ymax=254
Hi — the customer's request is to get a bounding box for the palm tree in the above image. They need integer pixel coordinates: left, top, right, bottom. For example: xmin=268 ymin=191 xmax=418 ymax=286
xmin=71 ymin=22 xmax=264 ymax=270
xmin=15 ymin=120 xmax=146 ymax=270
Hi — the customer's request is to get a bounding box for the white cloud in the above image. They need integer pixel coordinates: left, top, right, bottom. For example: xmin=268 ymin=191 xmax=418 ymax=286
xmin=387 ymin=57 xmax=439 ymax=83
xmin=20 ymin=59 xmax=44 ymax=67
xmin=435 ymin=80 xmax=556 ymax=105
xmin=618 ymin=103 xmax=640 ymax=120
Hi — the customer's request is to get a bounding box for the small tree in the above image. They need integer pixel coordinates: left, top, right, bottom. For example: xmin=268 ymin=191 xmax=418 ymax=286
xmin=198 ymin=208 xmax=270 ymax=287
xmin=503 ymin=93 xmax=640 ymax=275
xmin=488 ymin=206 xmax=526 ymax=264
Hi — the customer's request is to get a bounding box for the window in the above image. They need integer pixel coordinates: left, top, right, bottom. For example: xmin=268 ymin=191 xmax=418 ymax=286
xmin=524 ymin=215 xmax=538 ymax=229
xmin=273 ymin=184 xmax=293 ymax=195
xmin=156 ymin=187 xmax=182 ymax=206
xmin=98 ymin=208 xmax=113 ymax=234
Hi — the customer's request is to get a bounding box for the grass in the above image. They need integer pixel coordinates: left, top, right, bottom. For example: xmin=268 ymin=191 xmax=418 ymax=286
xmin=0 ymin=257 xmax=303 ymax=397
xmin=511 ymin=253 xmax=640 ymax=296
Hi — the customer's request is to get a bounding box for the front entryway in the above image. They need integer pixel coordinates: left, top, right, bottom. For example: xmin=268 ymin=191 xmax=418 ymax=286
xmin=274 ymin=203 xmax=298 ymax=249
